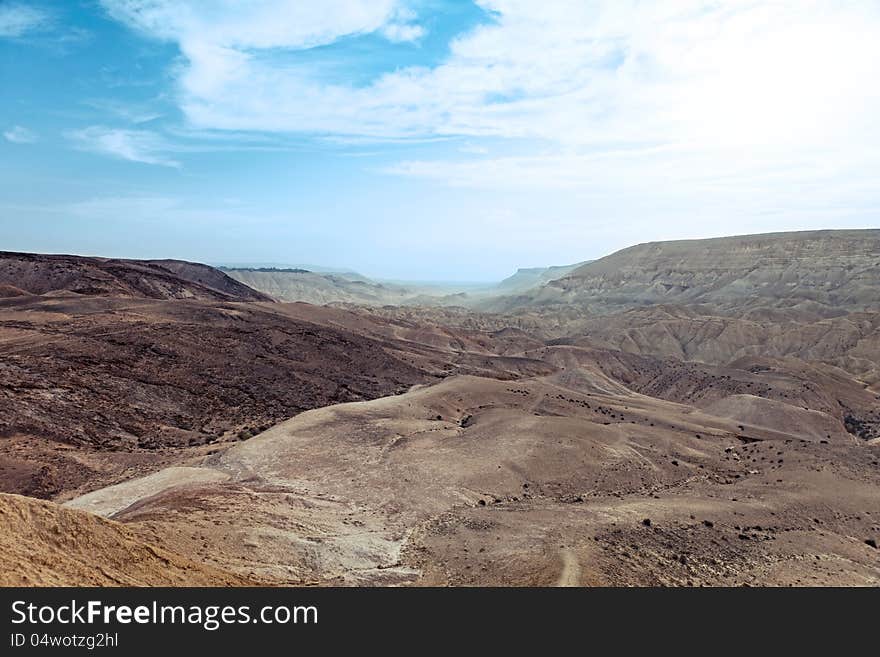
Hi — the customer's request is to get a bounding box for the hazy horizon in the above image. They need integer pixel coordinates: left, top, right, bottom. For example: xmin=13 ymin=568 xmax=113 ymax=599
xmin=2 ymin=1 xmax=879 ymax=280
xmin=8 ymin=226 xmax=878 ymax=285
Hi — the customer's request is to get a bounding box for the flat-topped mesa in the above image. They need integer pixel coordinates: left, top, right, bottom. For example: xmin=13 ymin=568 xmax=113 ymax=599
xmin=494 ymin=261 xmax=588 ymax=293
xmin=0 ymin=251 xmax=272 ymax=302
xmin=495 ymin=229 xmax=880 ymax=314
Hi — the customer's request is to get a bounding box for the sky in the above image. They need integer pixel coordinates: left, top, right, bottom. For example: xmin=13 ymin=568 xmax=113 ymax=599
xmin=1 ymin=0 xmax=879 ymax=281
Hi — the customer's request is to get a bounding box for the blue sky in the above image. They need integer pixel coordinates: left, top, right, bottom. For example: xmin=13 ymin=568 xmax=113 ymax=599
xmin=1 ymin=1 xmax=879 ymax=281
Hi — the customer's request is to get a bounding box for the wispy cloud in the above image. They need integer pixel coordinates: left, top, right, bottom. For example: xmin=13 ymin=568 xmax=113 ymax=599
xmin=64 ymin=124 xmax=307 ymax=165
xmin=100 ymin=0 xmax=407 ymax=48
xmin=3 ymin=125 xmax=38 ymax=143
xmin=98 ymin=1 xmax=880 ymax=145
xmin=61 ymin=194 xmax=272 ymax=229
xmin=85 ymin=1 xmax=880 ymax=237
xmin=380 ymin=21 xmax=424 ymax=43
xmin=67 ymin=126 xmax=181 ymax=168
xmin=82 ymin=99 xmax=163 ymax=124
xmin=65 ymin=195 xmax=182 ymax=220
xmin=0 ymin=3 xmax=52 ymax=38
xmin=8 ymin=194 xmax=263 ymax=226
xmin=380 ymin=7 xmax=425 ymax=43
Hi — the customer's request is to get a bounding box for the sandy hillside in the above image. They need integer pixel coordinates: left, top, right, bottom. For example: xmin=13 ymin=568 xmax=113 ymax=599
xmin=0 ymin=493 xmax=254 ymax=586
xmin=65 ymin=366 xmax=880 ymax=586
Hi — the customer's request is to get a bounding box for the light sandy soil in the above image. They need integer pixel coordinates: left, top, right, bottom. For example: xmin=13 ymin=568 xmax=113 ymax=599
xmin=556 ymin=549 xmax=581 ymax=586
xmin=60 ymin=369 xmax=880 ymax=586
xmin=0 ymin=493 xmax=255 ymax=586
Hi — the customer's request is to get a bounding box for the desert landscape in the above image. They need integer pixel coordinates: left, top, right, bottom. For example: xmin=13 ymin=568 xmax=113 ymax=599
xmin=1 ymin=229 xmax=878 ymax=586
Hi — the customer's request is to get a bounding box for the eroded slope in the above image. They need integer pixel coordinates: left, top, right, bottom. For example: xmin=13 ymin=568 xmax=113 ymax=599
xmin=0 ymin=493 xmax=254 ymax=586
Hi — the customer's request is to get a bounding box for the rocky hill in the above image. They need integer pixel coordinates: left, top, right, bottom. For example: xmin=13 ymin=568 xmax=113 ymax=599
xmin=224 ymin=267 xmax=478 ymax=306
xmin=0 ymin=252 xmax=272 ymax=302
xmin=484 ymin=230 xmax=880 ymax=315
xmin=0 ymin=293 xmax=552 ymax=500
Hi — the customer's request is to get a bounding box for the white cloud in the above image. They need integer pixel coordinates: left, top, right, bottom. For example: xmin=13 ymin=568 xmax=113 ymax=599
xmin=99 ymin=0 xmax=424 ymax=133
xmin=67 ymin=126 xmax=181 ymax=168
xmin=380 ymin=21 xmax=424 ymax=43
xmin=100 ymin=0 xmax=404 ymax=48
xmin=3 ymin=125 xmax=38 ymax=143
xmin=97 ymin=0 xmax=880 ymax=226
xmin=99 ymin=1 xmax=880 ymax=143
xmin=0 ymin=3 xmax=51 ymax=38
xmin=64 ymin=125 xmax=302 ymax=164
xmin=380 ymin=7 xmax=424 ymax=42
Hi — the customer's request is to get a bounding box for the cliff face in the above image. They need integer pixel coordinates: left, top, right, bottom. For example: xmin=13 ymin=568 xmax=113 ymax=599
xmin=494 ymin=262 xmax=587 ymax=293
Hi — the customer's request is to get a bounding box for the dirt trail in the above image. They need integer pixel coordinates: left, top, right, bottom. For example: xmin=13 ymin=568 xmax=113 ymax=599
xmin=556 ymin=549 xmax=581 ymax=587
